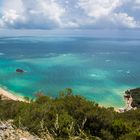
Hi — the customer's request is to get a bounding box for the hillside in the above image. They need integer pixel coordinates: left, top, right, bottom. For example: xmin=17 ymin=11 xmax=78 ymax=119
xmin=125 ymin=88 xmax=140 ymax=108
xmin=0 ymin=89 xmax=140 ymax=140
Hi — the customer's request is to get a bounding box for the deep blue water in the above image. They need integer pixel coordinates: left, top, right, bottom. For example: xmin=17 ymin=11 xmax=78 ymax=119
xmin=0 ymin=36 xmax=140 ymax=107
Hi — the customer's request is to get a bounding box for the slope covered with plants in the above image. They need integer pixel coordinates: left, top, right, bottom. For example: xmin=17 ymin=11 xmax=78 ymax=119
xmin=0 ymin=89 xmax=140 ymax=140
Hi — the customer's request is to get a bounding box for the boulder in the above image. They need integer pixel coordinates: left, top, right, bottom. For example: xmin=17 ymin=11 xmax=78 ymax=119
xmin=16 ymin=69 xmax=24 ymax=73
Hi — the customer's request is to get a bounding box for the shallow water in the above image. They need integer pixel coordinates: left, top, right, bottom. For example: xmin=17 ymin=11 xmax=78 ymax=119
xmin=0 ymin=37 xmax=140 ymax=107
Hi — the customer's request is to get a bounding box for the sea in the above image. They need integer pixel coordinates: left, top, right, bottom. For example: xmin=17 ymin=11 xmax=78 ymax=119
xmin=0 ymin=36 xmax=140 ymax=107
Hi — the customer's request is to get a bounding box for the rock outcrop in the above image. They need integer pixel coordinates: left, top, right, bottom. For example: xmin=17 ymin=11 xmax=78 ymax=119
xmin=0 ymin=120 xmax=41 ymax=140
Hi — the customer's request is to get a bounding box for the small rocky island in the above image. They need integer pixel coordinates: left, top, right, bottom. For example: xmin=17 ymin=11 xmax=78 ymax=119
xmin=16 ymin=69 xmax=24 ymax=73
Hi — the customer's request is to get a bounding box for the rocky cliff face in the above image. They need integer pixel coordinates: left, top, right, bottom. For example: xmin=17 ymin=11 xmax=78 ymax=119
xmin=0 ymin=120 xmax=41 ymax=140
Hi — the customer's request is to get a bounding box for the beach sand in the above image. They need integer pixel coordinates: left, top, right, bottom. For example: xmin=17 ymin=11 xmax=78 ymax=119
xmin=0 ymin=88 xmax=26 ymax=102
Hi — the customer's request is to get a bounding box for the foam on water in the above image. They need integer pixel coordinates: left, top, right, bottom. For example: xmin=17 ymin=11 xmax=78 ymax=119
xmin=17 ymin=54 xmax=85 ymax=67
xmin=0 ymin=52 xmax=4 ymax=55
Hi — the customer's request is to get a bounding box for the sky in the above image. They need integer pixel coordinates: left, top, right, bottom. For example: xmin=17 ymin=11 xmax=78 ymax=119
xmin=0 ymin=0 xmax=140 ymax=29
xmin=0 ymin=0 xmax=140 ymax=31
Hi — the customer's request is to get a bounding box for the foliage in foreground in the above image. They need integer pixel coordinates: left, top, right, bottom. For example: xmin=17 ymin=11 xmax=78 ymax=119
xmin=0 ymin=89 xmax=140 ymax=140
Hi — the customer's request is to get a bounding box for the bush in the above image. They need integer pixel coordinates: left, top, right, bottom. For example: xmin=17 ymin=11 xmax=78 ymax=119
xmin=0 ymin=89 xmax=140 ymax=139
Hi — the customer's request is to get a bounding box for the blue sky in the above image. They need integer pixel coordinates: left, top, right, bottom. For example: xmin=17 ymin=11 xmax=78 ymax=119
xmin=0 ymin=0 xmax=140 ymax=30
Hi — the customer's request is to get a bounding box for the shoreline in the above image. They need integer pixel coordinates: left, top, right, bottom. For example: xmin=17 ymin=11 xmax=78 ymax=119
xmin=0 ymin=86 xmax=132 ymax=113
xmin=0 ymin=87 xmax=125 ymax=111
xmin=0 ymin=88 xmax=26 ymax=102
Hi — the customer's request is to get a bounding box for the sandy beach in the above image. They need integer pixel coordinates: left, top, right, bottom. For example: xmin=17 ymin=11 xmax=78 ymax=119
xmin=0 ymin=88 xmax=26 ymax=102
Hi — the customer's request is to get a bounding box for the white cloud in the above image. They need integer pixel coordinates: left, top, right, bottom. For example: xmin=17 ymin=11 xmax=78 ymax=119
xmin=28 ymin=0 xmax=65 ymax=24
xmin=0 ymin=0 xmax=140 ymax=29
xmin=133 ymin=0 xmax=140 ymax=9
xmin=1 ymin=0 xmax=23 ymax=12
xmin=78 ymin=0 xmax=140 ymax=29
xmin=61 ymin=21 xmax=79 ymax=28
xmin=0 ymin=0 xmax=66 ymax=29
xmin=111 ymin=13 xmax=138 ymax=28
xmin=78 ymin=0 xmax=122 ymax=18
xmin=1 ymin=9 xmax=25 ymax=27
xmin=0 ymin=0 xmax=25 ymax=28
xmin=135 ymin=0 xmax=140 ymax=4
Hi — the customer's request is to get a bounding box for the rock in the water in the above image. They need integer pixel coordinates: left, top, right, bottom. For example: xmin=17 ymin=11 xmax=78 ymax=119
xmin=16 ymin=69 xmax=24 ymax=73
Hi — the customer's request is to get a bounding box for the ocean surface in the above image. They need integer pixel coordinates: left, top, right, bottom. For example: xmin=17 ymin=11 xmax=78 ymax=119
xmin=0 ymin=36 xmax=140 ymax=107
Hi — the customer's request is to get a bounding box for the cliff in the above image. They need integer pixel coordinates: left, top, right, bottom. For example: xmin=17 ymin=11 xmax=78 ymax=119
xmin=125 ymin=88 xmax=140 ymax=108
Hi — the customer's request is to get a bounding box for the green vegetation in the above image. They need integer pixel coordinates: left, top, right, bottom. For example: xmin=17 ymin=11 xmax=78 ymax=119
xmin=0 ymin=88 xmax=140 ymax=140
xmin=125 ymin=88 xmax=140 ymax=108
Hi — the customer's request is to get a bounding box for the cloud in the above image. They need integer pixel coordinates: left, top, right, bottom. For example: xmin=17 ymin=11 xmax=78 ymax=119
xmin=112 ymin=13 xmax=138 ymax=28
xmin=133 ymin=0 xmax=140 ymax=9
xmin=0 ymin=0 xmax=140 ymax=29
xmin=135 ymin=0 xmax=140 ymax=5
xmin=78 ymin=0 xmax=122 ymax=18
xmin=1 ymin=9 xmax=25 ymax=28
xmin=0 ymin=0 xmax=67 ymax=29
xmin=77 ymin=0 xmax=140 ymax=29
xmin=23 ymin=0 xmax=65 ymax=26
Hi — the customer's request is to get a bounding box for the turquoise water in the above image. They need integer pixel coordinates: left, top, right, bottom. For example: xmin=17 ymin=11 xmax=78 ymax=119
xmin=0 ymin=37 xmax=140 ymax=107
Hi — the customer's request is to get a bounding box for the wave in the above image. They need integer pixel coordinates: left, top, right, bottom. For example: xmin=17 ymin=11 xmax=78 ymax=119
xmin=105 ymin=59 xmax=111 ymax=62
xmin=0 ymin=52 xmax=4 ymax=55
xmin=126 ymin=70 xmax=130 ymax=74
xmin=117 ymin=70 xmax=123 ymax=73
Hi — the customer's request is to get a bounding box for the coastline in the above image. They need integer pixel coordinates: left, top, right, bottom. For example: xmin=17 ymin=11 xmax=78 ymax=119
xmin=0 ymin=87 xmax=26 ymax=102
xmin=0 ymin=87 xmax=124 ymax=112
xmin=0 ymin=85 xmax=132 ymax=112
